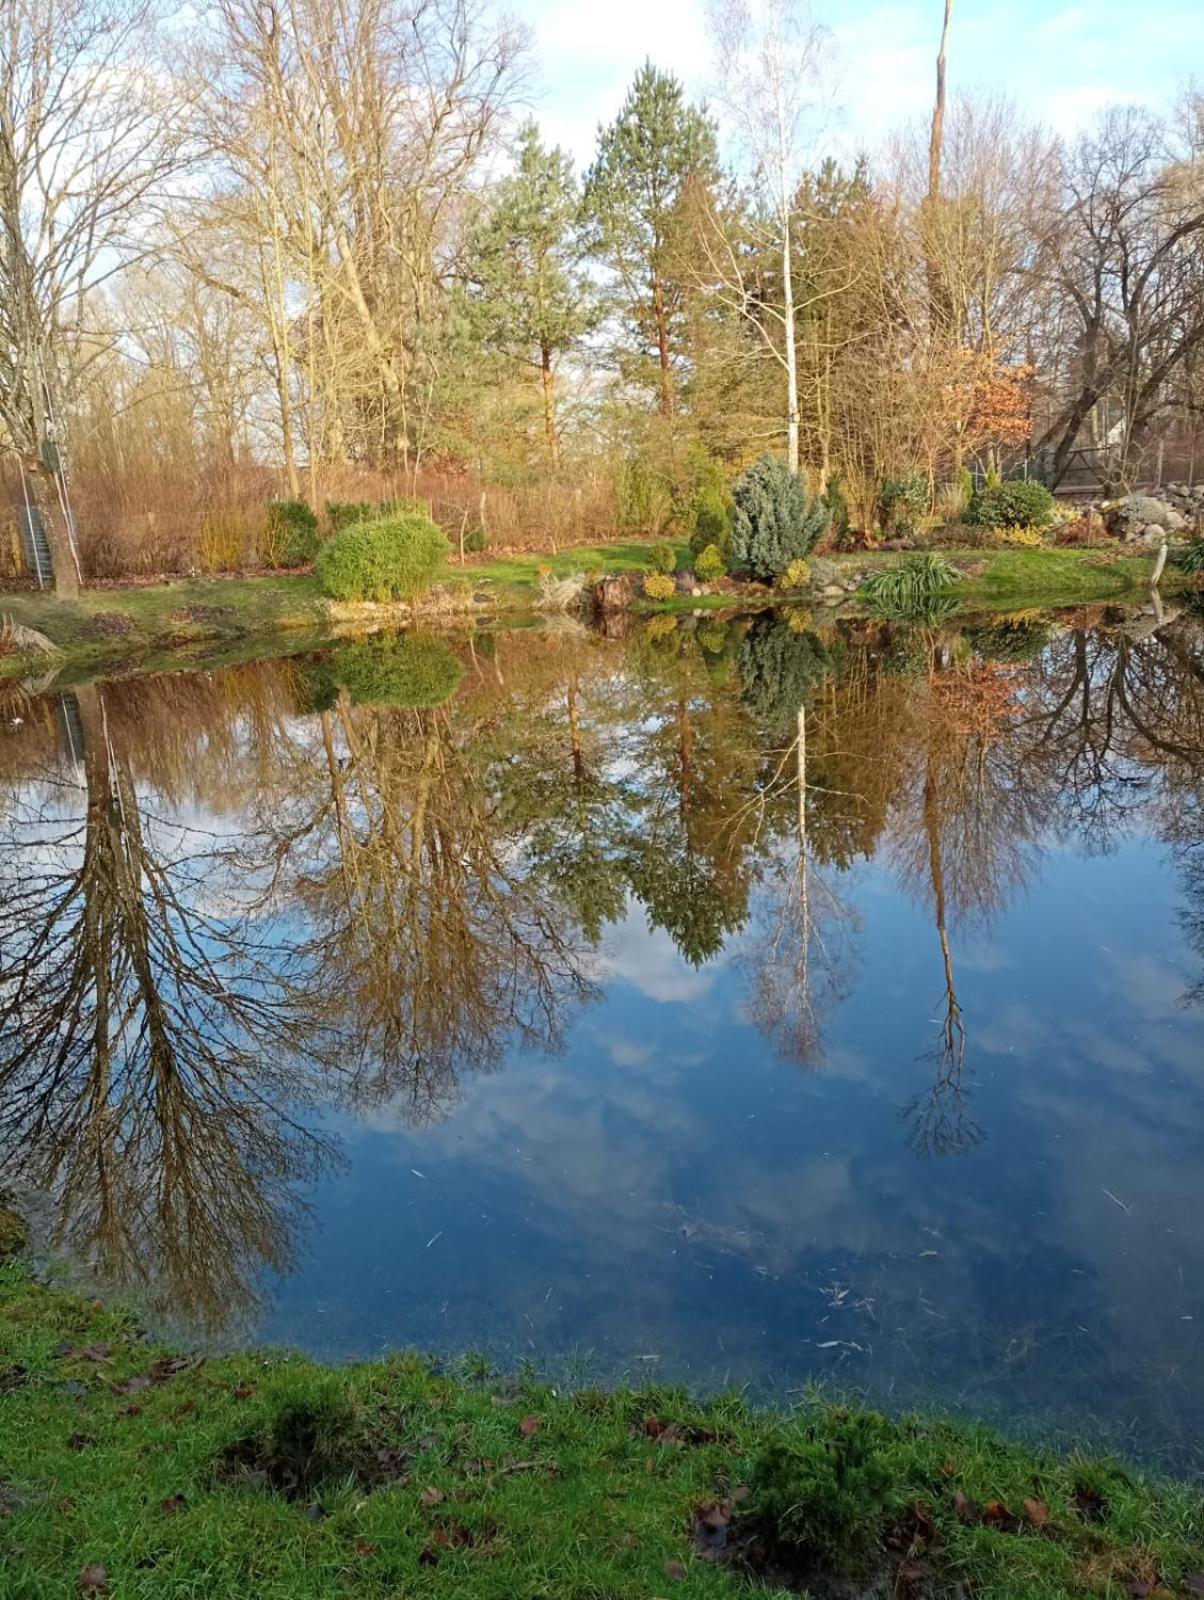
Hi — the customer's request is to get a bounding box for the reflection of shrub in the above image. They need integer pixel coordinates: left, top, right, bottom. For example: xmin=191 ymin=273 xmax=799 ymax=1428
xmin=642 ymin=572 xmax=677 ymax=600
xmin=266 ymin=499 xmax=319 ymax=565
xmin=647 ymin=541 xmax=677 ymax=575
xmin=860 ymin=553 xmax=960 ymax=619
xmin=876 ymin=469 xmax=928 ymax=537
xmin=331 ymin=633 xmax=463 ymax=707
xmin=739 ymin=615 xmax=832 ymax=731
xmin=315 ymin=513 xmax=449 ymax=602
xmin=293 ymin=659 xmax=340 ymax=715
xmin=747 ymin=1407 xmax=892 ymax=1580
xmin=965 ymin=616 xmax=1052 ymax=662
xmin=965 ymin=480 xmax=1054 ymax=529
xmin=693 ymin=543 xmax=726 ymax=582
xmin=731 ymin=455 xmax=829 ymax=583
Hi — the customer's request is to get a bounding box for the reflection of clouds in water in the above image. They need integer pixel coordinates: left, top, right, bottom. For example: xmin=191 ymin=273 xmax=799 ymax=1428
xmin=597 ymin=900 xmax=731 ymax=1003
xmin=958 ymin=938 xmax=1014 ymax=974
xmin=607 ymin=1038 xmax=654 ymax=1068
xmin=1105 ymin=949 xmax=1192 ymax=1019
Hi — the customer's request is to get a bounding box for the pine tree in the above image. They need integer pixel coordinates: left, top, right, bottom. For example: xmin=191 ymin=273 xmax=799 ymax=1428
xmin=584 ymin=63 xmax=719 ymax=417
xmin=463 ymin=122 xmax=596 ymax=467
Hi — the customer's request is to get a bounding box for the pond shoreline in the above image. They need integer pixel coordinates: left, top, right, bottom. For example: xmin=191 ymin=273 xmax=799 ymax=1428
xmin=2 ymin=1261 xmax=1202 ymax=1599
xmin=0 ymin=542 xmax=1187 ymax=682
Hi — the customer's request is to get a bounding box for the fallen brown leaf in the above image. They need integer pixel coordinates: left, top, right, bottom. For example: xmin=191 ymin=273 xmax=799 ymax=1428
xmin=354 ymin=1541 xmax=377 ymax=1556
xmin=160 ymin=1494 xmax=186 ymax=1515
xmin=78 ymin=1564 xmax=109 ymax=1596
xmin=519 ymin=1415 xmax=541 ymax=1438
xmin=419 ymin=1487 xmax=445 ymax=1508
xmin=663 ymin=1559 xmax=687 ymax=1580
xmin=1023 ymin=1497 xmax=1049 ymax=1530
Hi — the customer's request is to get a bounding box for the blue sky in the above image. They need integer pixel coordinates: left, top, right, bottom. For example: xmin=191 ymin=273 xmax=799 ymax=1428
xmin=507 ymin=0 xmax=1204 ymax=167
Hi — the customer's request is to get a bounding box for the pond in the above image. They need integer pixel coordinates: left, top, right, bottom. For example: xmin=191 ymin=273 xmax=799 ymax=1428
xmin=2 ymin=603 xmax=1203 ymax=1466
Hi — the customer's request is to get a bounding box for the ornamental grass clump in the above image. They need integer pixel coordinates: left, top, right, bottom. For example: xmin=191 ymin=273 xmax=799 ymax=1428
xmin=860 ymin=552 xmax=961 ymax=619
xmin=315 ymin=512 xmax=449 ymax=603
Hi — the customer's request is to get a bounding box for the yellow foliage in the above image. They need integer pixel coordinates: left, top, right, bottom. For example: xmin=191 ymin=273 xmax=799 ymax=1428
xmin=643 ymin=572 xmax=677 ymax=600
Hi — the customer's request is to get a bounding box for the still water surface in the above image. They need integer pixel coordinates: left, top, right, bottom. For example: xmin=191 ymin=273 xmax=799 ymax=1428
xmin=2 ymin=607 xmax=1203 ymax=1463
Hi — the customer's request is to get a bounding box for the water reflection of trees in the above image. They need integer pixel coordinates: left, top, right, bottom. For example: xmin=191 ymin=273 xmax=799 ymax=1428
xmin=0 ymin=681 xmax=333 ymax=1328
xmin=2 ymin=610 xmax=1203 ymax=1323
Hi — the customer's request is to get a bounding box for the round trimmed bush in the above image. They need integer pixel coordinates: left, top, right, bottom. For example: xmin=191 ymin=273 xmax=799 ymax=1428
xmin=643 ymin=572 xmax=677 ymax=600
xmin=315 ymin=513 xmax=450 ymax=603
xmin=693 ymin=543 xmax=726 ymax=582
xmin=730 ymin=455 xmax=829 ymax=584
xmin=330 ymin=633 xmax=463 ymax=707
xmin=965 ymin=480 xmax=1054 ymax=529
xmin=647 ymin=542 xmax=677 ymax=575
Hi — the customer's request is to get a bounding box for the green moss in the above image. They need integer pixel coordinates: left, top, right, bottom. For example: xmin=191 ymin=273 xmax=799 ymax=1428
xmin=1 ymin=1265 xmax=1200 ymax=1600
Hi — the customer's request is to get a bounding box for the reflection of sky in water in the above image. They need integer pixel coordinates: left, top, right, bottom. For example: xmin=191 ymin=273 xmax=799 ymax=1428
xmin=5 ymin=625 xmax=1204 ymax=1470
xmin=262 ymin=835 xmax=1204 ymax=1462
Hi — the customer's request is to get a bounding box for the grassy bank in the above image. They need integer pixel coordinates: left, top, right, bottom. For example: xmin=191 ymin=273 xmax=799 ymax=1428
xmin=2 ymin=1264 xmax=1202 ymax=1599
xmin=0 ymin=545 xmax=1182 ymax=681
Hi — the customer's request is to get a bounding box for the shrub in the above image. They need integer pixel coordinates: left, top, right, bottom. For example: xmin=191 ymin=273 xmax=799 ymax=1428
xmin=642 ymin=572 xmax=677 ymax=600
xmin=266 ymin=499 xmax=319 ymax=565
xmin=860 ymin=552 xmax=961 ymax=619
xmin=197 ymin=509 xmax=251 ymax=571
xmin=775 ymin=557 xmax=811 ymax=590
xmin=325 ymin=499 xmax=374 ymax=532
xmin=647 ymin=541 xmax=677 ymax=575
xmin=822 ymin=475 xmax=851 ymax=544
xmin=463 ymin=523 xmax=487 ymax=554
xmin=965 ymin=479 xmax=1054 ymax=529
xmin=747 ymin=1407 xmax=893 ymax=1580
xmin=730 ymin=454 xmax=829 ymax=583
xmin=686 ymin=478 xmax=732 ymax=557
xmin=693 ymin=543 xmax=726 ymax=582
xmin=1053 ymin=516 xmax=1102 ymax=547
xmin=876 ymin=469 xmax=929 ymax=538
xmin=315 ymin=513 xmax=449 ymax=603
xmin=996 ymin=525 xmax=1044 ymax=547
xmin=330 ymin=632 xmax=463 ymax=707
xmin=617 ymin=458 xmax=673 ymax=533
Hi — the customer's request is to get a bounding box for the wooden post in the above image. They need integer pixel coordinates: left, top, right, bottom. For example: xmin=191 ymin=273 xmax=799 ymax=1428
xmin=1151 ymin=541 xmax=1168 ymax=589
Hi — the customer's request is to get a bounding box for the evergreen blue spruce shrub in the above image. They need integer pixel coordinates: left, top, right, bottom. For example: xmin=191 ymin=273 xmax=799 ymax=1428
xmin=730 ymin=455 xmax=829 ymax=583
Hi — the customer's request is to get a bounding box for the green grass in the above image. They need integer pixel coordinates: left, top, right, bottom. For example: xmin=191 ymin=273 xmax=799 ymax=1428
xmin=0 ymin=574 xmax=327 ymax=679
xmin=458 ymin=540 xmax=692 ymax=595
xmin=2 ymin=1264 xmax=1202 ymax=1599
xmin=0 ymin=544 xmax=1185 ymax=684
